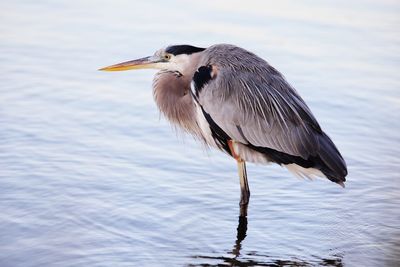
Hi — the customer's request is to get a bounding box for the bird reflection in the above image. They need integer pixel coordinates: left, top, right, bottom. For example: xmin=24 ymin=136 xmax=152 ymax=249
xmin=231 ymin=216 xmax=248 ymax=258
xmin=190 ymin=216 xmax=344 ymax=266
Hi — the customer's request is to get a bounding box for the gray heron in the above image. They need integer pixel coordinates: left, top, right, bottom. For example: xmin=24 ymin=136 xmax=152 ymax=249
xmin=100 ymin=44 xmax=347 ymax=217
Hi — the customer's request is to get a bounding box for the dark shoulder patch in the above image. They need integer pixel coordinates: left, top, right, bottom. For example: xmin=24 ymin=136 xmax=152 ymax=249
xmin=166 ymin=45 xmax=205 ymax=55
xmin=192 ymin=65 xmax=213 ymax=98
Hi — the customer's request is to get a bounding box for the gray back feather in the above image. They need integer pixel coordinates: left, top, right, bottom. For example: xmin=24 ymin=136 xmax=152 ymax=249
xmin=197 ymin=44 xmax=346 ymax=176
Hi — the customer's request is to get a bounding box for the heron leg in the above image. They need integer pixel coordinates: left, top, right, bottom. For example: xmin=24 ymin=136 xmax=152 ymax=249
xmin=237 ymin=160 xmax=250 ymax=217
xmin=228 ymin=140 xmax=251 ymax=217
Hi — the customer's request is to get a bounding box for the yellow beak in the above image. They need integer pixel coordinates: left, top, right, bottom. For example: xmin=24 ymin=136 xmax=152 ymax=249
xmin=99 ymin=56 xmax=160 ymax=71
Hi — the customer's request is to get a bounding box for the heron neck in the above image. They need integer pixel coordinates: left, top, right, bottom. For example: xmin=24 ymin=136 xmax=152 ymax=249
xmin=152 ymin=71 xmax=202 ymax=138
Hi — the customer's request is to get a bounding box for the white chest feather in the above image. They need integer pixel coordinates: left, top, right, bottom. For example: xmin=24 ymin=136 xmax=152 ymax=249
xmin=193 ymin=102 xmax=218 ymax=148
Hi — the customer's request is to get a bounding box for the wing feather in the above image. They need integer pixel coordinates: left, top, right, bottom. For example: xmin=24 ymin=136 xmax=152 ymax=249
xmin=192 ymin=44 xmax=347 ymax=182
xmin=196 ymin=48 xmax=325 ymax=160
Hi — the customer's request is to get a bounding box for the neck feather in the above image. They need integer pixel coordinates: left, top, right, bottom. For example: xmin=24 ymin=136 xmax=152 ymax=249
xmin=152 ymin=71 xmax=202 ymax=137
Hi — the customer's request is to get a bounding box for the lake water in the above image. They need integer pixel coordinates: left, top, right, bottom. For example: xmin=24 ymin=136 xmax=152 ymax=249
xmin=1 ymin=1 xmax=399 ymax=266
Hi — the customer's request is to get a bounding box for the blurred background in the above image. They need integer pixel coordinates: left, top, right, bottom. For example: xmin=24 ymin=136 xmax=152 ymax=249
xmin=1 ymin=0 xmax=399 ymax=266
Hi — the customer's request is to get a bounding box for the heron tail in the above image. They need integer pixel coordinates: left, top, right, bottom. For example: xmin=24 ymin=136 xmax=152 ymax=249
xmin=317 ymin=132 xmax=348 ymax=185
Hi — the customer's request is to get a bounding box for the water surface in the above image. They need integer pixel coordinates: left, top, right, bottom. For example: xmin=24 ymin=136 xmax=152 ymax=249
xmin=1 ymin=1 xmax=399 ymax=266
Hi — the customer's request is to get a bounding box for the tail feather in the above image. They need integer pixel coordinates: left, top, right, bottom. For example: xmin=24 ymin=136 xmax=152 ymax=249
xmin=317 ymin=132 xmax=347 ymax=184
xmin=240 ymin=131 xmax=348 ymax=186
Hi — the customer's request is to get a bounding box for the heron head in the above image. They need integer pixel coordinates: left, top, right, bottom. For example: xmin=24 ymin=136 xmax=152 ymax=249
xmin=99 ymin=45 xmax=205 ymax=74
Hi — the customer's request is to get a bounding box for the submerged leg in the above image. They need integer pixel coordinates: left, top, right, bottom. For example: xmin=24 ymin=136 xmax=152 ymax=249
xmin=237 ymin=160 xmax=250 ymax=217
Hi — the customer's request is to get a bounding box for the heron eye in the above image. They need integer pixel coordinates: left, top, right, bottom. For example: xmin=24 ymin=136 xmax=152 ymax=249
xmin=164 ymin=54 xmax=171 ymax=60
